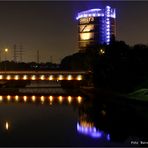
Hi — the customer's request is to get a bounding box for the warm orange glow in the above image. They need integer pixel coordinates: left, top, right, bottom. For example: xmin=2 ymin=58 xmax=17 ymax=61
xmin=14 ymin=75 xmax=19 ymax=80
xmin=6 ymin=75 xmax=11 ymax=80
xmin=31 ymin=75 xmax=36 ymax=80
xmin=5 ymin=121 xmax=9 ymax=130
xmin=23 ymin=75 xmax=27 ymax=80
xmin=15 ymin=95 xmax=19 ymax=101
xmin=7 ymin=95 xmax=11 ymax=101
xmin=31 ymin=96 xmax=36 ymax=102
xmin=58 ymin=96 xmax=63 ymax=103
xmin=80 ymin=121 xmax=94 ymax=128
xmin=40 ymin=75 xmax=45 ymax=80
xmin=49 ymin=75 xmax=53 ymax=80
xmin=80 ymin=32 xmax=93 ymax=40
xmin=77 ymin=75 xmax=82 ymax=81
xmin=67 ymin=75 xmax=72 ymax=80
xmin=58 ymin=75 xmax=63 ymax=80
xmin=0 ymin=75 xmax=3 ymax=80
xmin=41 ymin=96 xmax=45 ymax=103
xmin=0 ymin=96 xmax=3 ymax=101
xmin=23 ymin=96 xmax=27 ymax=102
xmin=99 ymin=48 xmax=105 ymax=55
xmin=79 ymin=17 xmax=94 ymax=24
xmin=49 ymin=96 xmax=53 ymax=102
xmin=4 ymin=48 xmax=8 ymax=52
xmin=77 ymin=96 xmax=82 ymax=104
xmin=68 ymin=96 xmax=72 ymax=103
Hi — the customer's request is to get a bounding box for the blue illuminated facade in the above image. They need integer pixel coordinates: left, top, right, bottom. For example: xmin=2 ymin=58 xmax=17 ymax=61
xmin=76 ymin=6 xmax=116 ymax=49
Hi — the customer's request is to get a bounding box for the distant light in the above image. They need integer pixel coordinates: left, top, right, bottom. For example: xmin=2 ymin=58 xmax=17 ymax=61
xmin=5 ymin=121 xmax=9 ymax=130
xmin=77 ymin=75 xmax=82 ymax=81
xmin=68 ymin=96 xmax=72 ymax=103
xmin=77 ymin=96 xmax=82 ymax=104
xmin=58 ymin=75 xmax=63 ymax=80
xmin=14 ymin=75 xmax=19 ymax=80
xmin=0 ymin=96 xmax=3 ymax=101
xmin=23 ymin=96 xmax=27 ymax=102
xmin=99 ymin=48 xmax=105 ymax=55
xmin=40 ymin=96 xmax=45 ymax=103
xmin=7 ymin=95 xmax=11 ymax=101
xmin=31 ymin=96 xmax=36 ymax=102
xmin=67 ymin=75 xmax=72 ymax=80
xmin=31 ymin=75 xmax=36 ymax=80
xmin=40 ymin=75 xmax=45 ymax=80
xmin=49 ymin=75 xmax=53 ymax=80
xmin=58 ymin=96 xmax=63 ymax=103
xmin=6 ymin=75 xmax=11 ymax=80
xmin=0 ymin=75 xmax=3 ymax=80
xmin=107 ymin=134 xmax=111 ymax=141
xmin=4 ymin=48 xmax=8 ymax=52
xmin=92 ymin=13 xmax=96 ymax=17
xmin=23 ymin=75 xmax=27 ymax=80
xmin=15 ymin=95 xmax=19 ymax=102
xmin=49 ymin=96 xmax=53 ymax=102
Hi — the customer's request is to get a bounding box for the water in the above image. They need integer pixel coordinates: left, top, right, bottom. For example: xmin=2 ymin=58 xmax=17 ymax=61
xmin=0 ymin=92 xmax=147 ymax=146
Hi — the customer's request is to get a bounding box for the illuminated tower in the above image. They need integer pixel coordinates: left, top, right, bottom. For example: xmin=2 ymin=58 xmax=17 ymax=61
xmin=76 ymin=6 xmax=116 ymax=50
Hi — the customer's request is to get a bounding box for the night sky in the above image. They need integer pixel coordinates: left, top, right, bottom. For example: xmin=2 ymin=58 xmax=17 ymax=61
xmin=0 ymin=1 xmax=147 ymax=63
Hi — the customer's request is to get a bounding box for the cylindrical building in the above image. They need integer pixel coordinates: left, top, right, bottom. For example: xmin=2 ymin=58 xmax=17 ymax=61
xmin=76 ymin=6 xmax=116 ymax=50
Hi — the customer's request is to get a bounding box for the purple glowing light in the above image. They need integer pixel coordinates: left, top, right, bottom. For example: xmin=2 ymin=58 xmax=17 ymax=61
xmin=107 ymin=134 xmax=111 ymax=141
xmin=76 ymin=6 xmax=116 ymax=20
xmin=77 ymin=122 xmax=111 ymax=141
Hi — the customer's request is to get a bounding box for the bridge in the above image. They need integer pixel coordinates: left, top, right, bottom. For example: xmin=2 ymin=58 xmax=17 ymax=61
xmin=0 ymin=70 xmax=89 ymax=81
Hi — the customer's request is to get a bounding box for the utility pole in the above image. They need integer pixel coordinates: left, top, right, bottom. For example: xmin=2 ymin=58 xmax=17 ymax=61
xmin=13 ymin=44 xmax=24 ymax=63
xmin=37 ymin=50 xmax=40 ymax=64
xmin=19 ymin=44 xmax=23 ymax=62
xmin=13 ymin=44 xmax=17 ymax=62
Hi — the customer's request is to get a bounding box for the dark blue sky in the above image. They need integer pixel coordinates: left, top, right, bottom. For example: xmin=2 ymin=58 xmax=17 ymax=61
xmin=0 ymin=1 xmax=147 ymax=63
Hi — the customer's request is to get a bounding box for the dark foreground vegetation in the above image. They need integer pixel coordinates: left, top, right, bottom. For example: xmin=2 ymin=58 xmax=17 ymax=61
xmin=61 ymin=41 xmax=148 ymax=93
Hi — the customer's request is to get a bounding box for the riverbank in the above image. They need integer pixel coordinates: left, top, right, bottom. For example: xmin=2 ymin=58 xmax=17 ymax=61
xmin=80 ymin=87 xmax=148 ymax=106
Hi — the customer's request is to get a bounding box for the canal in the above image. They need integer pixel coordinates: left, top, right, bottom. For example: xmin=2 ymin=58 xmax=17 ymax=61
xmin=0 ymin=81 xmax=147 ymax=147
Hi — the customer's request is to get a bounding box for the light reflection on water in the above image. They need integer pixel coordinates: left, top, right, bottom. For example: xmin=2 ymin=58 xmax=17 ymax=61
xmin=0 ymin=93 xmax=147 ymax=147
xmin=0 ymin=95 xmax=83 ymax=105
xmin=77 ymin=122 xmax=110 ymax=140
xmin=5 ymin=121 xmax=9 ymax=130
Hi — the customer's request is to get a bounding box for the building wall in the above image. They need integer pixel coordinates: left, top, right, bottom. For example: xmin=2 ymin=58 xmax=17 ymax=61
xmin=76 ymin=6 xmax=116 ymax=50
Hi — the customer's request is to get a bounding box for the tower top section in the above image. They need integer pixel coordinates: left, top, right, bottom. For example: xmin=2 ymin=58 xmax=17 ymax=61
xmin=76 ymin=6 xmax=116 ymax=20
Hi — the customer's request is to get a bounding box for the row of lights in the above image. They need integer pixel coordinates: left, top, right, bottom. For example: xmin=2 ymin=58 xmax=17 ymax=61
xmin=76 ymin=12 xmax=104 ymax=20
xmin=0 ymin=74 xmax=83 ymax=81
xmin=0 ymin=95 xmax=83 ymax=104
xmin=105 ymin=6 xmax=111 ymax=45
xmin=76 ymin=6 xmax=116 ymax=20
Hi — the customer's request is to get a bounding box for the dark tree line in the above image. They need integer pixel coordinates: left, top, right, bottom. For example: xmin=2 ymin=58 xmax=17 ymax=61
xmin=61 ymin=41 xmax=148 ymax=93
xmin=0 ymin=61 xmax=59 ymax=70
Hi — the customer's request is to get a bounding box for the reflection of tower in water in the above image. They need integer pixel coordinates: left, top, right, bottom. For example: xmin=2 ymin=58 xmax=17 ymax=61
xmin=77 ymin=97 xmax=148 ymax=143
xmin=77 ymin=100 xmax=110 ymax=140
